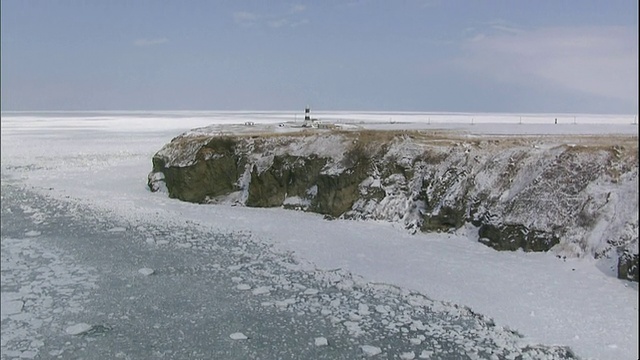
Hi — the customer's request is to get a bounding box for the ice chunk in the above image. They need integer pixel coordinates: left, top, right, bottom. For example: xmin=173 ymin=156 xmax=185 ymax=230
xmin=65 ymin=323 xmax=93 ymax=335
xmin=236 ymin=284 xmax=251 ymax=290
xmin=229 ymin=332 xmax=248 ymax=340
xmin=361 ymin=345 xmax=382 ymax=356
xmin=400 ymin=351 xmax=416 ymax=359
xmin=138 ymin=268 xmax=155 ymax=276
xmin=375 ymin=305 xmax=389 ymax=314
xmin=1 ymin=300 xmax=24 ymax=317
xmin=252 ymin=286 xmax=271 ymax=295
xmin=358 ymin=303 xmax=370 ymax=316
xmin=343 ymin=321 xmax=363 ymax=336
xmin=24 ymin=230 xmax=41 ymax=237
xmin=303 ymin=288 xmax=319 ymax=295
xmin=19 ymin=351 xmax=37 ymax=359
xmin=275 ymin=298 xmax=297 ymax=308
xmin=314 ymin=337 xmax=328 ymax=346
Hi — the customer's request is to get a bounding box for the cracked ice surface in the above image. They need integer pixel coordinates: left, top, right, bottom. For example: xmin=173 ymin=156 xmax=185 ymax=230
xmin=1 ymin=235 xmax=98 ymax=358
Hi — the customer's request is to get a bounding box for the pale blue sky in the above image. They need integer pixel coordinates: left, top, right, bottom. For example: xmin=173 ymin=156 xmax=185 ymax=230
xmin=1 ymin=1 xmax=638 ymax=113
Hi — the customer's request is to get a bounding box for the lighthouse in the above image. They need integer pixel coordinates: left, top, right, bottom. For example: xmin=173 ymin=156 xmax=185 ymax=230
xmin=302 ymin=106 xmax=322 ymax=128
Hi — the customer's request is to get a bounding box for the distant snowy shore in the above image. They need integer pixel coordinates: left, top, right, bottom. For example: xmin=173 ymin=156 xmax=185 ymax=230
xmin=1 ymin=110 xmax=638 ymax=135
xmin=1 ymin=112 xmax=638 ymax=360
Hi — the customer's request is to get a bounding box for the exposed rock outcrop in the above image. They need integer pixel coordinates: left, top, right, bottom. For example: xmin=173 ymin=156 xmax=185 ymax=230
xmin=618 ymin=251 xmax=639 ymax=281
xmin=148 ymin=128 xmax=639 ymax=281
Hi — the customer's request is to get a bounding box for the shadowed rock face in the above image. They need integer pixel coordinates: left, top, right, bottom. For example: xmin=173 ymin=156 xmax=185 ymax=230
xmin=151 ymin=137 xmax=244 ymax=203
xmin=246 ymin=155 xmax=328 ymax=208
xmin=618 ymin=252 xmax=639 ymax=282
xmin=478 ymin=223 xmax=560 ymax=252
xmin=149 ymin=130 xmax=638 ymax=282
xmin=161 ymin=155 xmax=242 ymax=203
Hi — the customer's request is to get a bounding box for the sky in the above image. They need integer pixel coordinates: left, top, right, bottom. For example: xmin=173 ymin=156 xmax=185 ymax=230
xmin=1 ymin=1 xmax=638 ymax=113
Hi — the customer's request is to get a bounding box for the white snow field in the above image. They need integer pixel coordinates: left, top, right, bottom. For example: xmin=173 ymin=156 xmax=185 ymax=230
xmin=1 ymin=111 xmax=638 ymax=359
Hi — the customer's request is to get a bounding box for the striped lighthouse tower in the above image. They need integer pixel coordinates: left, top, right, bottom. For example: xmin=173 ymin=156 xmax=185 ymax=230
xmin=304 ymin=106 xmax=310 ymax=121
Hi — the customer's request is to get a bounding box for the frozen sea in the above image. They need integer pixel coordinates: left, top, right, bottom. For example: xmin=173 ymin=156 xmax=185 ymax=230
xmin=1 ymin=111 xmax=638 ymax=360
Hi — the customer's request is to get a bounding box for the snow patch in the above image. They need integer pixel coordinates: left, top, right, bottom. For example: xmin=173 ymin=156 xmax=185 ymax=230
xmin=1 ymin=300 xmax=24 ymax=318
xmin=314 ymin=337 xmax=328 ymax=346
xmin=229 ymin=332 xmax=248 ymax=340
xmin=138 ymin=268 xmax=155 ymax=276
xmin=65 ymin=323 xmax=93 ymax=336
xmin=361 ymin=345 xmax=382 ymax=356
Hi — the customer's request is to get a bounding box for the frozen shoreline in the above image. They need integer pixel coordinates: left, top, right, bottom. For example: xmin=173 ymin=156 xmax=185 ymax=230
xmin=1 ymin=112 xmax=638 ymax=360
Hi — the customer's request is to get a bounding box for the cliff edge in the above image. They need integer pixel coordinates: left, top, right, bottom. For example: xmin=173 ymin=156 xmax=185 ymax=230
xmin=148 ymin=126 xmax=638 ymax=282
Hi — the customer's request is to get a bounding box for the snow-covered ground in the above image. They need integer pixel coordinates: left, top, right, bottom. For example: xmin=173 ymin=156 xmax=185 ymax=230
xmin=1 ymin=111 xmax=638 ymax=360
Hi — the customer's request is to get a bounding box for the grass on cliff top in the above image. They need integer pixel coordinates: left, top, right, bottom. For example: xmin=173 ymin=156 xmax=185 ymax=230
xmin=170 ymin=128 xmax=638 ymax=158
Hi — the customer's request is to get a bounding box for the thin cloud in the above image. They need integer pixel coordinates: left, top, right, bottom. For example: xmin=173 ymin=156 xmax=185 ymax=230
xmin=336 ymin=0 xmax=437 ymax=10
xmin=489 ymin=24 xmax=522 ymax=35
xmin=233 ymin=11 xmax=259 ymax=26
xmin=485 ymin=19 xmax=524 ymax=35
xmin=133 ymin=38 xmax=169 ymax=47
xmin=457 ymin=25 xmax=638 ymax=103
xmin=290 ymin=19 xmax=309 ymax=28
xmin=335 ymin=0 xmax=369 ymax=9
xmin=268 ymin=19 xmax=288 ymax=28
xmin=232 ymin=6 xmax=307 ymax=28
xmin=290 ymin=4 xmax=306 ymax=13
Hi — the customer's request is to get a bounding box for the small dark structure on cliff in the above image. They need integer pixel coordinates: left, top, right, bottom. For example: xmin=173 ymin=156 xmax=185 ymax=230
xmin=302 ymin=106 xmax=322 ymax=128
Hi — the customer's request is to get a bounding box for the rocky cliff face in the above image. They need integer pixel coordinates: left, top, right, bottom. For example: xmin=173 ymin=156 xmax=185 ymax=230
xmin=148 ymin=128 xmax=639 ymax=282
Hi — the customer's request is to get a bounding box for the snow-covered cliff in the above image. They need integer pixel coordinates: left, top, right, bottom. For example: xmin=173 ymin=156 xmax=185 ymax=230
xmin=148 ymin=127 xmax=638 ymax=281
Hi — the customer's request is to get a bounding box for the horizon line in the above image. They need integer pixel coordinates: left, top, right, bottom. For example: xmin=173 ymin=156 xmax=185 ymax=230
xmin=1 ymin=110 xmax=638 ymax=117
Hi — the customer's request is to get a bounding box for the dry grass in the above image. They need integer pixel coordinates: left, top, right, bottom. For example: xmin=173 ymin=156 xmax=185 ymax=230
xmin=171 ymin=127 xmax=638 ymax=162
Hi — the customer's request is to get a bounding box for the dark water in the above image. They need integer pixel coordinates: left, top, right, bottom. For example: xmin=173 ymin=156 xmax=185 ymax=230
xmin=1 ymin=181 xmax=576 ymax=360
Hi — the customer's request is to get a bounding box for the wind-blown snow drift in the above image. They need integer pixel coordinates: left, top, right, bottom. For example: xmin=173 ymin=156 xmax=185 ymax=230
xmin=148 ymin=126 xmax=638 ymax=282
